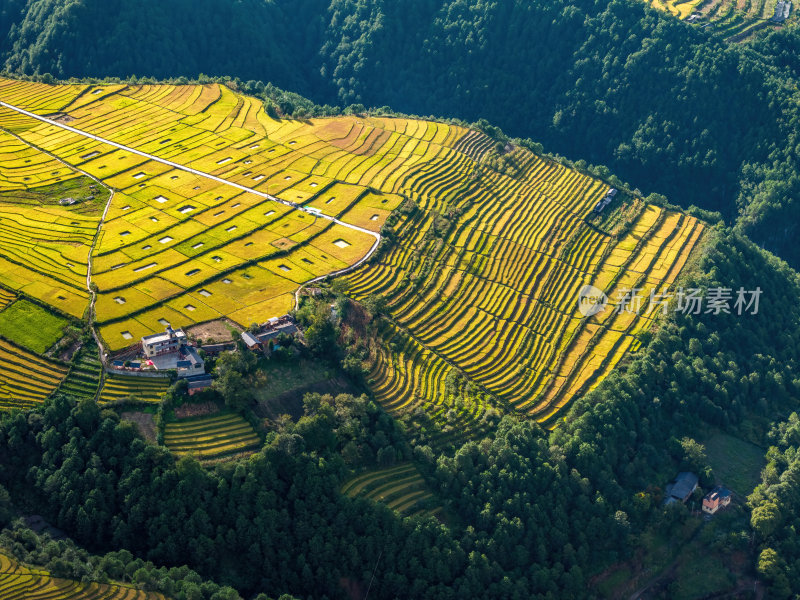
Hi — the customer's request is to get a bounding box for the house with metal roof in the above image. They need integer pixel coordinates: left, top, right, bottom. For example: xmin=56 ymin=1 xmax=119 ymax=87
xmin=241 ymin=331 xmax=262 ymax=350
xmin=258 ymin=322 xmax=299 ymax=344
xmin=664 ymin=472 xmax=699 ymax=505
xmin=186 ymin=375 xmax=213 ymax=396
xmin=142 ymin=326 xmax=188 ymax=357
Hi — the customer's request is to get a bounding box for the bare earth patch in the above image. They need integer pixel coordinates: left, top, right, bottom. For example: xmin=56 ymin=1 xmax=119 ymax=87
xmin=186 ymin=318 xmax=242 ymax=343
xmin=271 ymin=237 xmax=297 ymax=250
xmin=121 ymin=411 xmax=157 ymax=442
xmin=175 ymin=402 xmax=219 ymax=419
xmin=46 ymin=113 xmax=75 ymax=123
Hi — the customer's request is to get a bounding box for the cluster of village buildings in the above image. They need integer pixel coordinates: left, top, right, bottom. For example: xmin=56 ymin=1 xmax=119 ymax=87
xmin=664 ymin=471 xmax=732 ymax=516
xmin=110 ymin=316 xmax=300 ymax=395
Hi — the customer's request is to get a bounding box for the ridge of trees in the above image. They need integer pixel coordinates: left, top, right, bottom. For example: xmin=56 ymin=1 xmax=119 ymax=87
xmin=0 ymin=227 xmax=798 ymax=597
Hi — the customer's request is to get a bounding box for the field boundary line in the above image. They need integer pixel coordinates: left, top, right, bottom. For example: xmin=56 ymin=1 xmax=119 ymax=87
xmin=0 ymin=99 xmax=382 ymax=337
xmin=0 ymin=122 xmax=116 ymax=382
xmin=0 ymin=100 xmax=381 ymax=236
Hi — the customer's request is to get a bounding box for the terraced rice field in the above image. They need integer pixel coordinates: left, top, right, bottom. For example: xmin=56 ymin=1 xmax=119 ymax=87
xmin=0 ymin=122 xmax=99 ymax=319
xmin=0 ymin=79 xmax=397 ymax=350
xmin=0 ymin=551 xmax=165 ymax=600
xmin=0 ymin=187 xmax=97 ymax=318
xmin=0 ymin=78 xmax=704 ymax=445
xmin=345 ymin=145 xmax=704 ymax=440
xmin=98 ymin=373 xmax=170 ymax=404
xmin=341 ymin=463 xmax=440 ymax=518
xmin=0 ymin=288 xmax=16 ymax=311
xmin=164 ymin=411 xmax=261 ymax=461
xmin=57 ymin=346 xmax=102 ymax=400
xmin=646 ymin=0 xmax=788 ymax=41
xmin=0 ymin=339 xmax=68 ymax=410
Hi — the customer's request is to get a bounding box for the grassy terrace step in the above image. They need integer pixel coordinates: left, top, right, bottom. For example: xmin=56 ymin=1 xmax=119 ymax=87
xmin=164 ymin=411 xmax=261 ymax=462
xmin=0 ymin=551 xmax=166 ymax=600
xmin=57 ymin=346 xmax=102 ymax=400
xmin=342 ymin=462 xmax=440 ymax=518
xmin=98 ymin=374 xmax=170 ymax=404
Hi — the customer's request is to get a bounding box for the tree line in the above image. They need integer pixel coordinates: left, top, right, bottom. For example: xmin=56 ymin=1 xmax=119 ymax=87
xmin=0 ymin=227 xmax=799 ymax=597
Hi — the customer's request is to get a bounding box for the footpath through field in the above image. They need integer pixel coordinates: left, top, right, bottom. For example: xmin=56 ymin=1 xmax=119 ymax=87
xmin=0 ymin=120 xmax=117 ymax=370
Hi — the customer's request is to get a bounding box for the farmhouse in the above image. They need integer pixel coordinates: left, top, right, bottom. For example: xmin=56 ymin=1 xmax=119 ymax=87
xmin=664 ymin=472 xmax=698 ymax=505
xmin=702 ymin=486 xmax=732 ymax=515
xmin=175 ymin=346 xmax=205 ymax=377
xmin=593 ymin=187 xmax=618 ymax=214
xmin=142 ymin=326 xmax=187 ymax=357
xmin=200 ymin=342 xmax=236 ymax=356
xmin=241 ymin=331 xmax=262 ymax=351
xmin=186 ymin=374 xmax=213 ymax=396
xmin=141 ymin=326 xmax=205 ymax=378
xmin=257 ymin=318 xmax=299 ymax=344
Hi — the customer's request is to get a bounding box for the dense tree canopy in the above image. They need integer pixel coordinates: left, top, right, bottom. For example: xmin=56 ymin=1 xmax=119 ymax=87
xmin=3 ymin=3 xmax=800 ymax=592
xmin=0 ymin=394 xmax=626 ymax=599
xmin=0 ymin=228 xmax=798 ymax=598
xmin=749 ymin=413 xmax=800 ymax=597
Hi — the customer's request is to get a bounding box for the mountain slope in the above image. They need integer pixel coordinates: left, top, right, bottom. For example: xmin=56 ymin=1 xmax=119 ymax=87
xmin=3 ymin=0 xmax=800 ymax=271
xmin=0 ymin=79 xmax=702 ymax=441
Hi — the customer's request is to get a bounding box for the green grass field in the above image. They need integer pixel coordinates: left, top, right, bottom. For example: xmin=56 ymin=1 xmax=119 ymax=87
xmin=704 ymin=432 xmax=766 ymax=495
xmin=253 ymin=358 xmax=338 ymax=403
xmin=0 ymin=176 xmax=110 ymax=216
xmin=670 ymin=549 xmax=737 ymax=600
xmin=0 ymin=299 xmax=67 ymax=353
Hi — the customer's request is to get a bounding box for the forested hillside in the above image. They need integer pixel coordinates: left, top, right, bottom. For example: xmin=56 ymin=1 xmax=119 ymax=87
xmin=3 ymin=0 xmax=800 ymax=267
xmin=3 ymin=1 xmax=800 ymax=597
xmin=0 ymin=227 xmax=798 ymax=599
xmin=750 ymin=413 xmax=800 ymax=596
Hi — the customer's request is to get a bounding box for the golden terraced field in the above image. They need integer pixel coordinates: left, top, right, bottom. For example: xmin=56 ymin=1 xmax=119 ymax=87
xmin=0 ymin=78 xmax=704 ymax=437
xmin=342 ymin=463 xmax=440 ymax=518
xmin=0 ymin=551 xmax=167 ymax=600
xmin=340 ymin=141 xmax=704 ymax=439
xmin=645 ymin=0 xmax=789 ymax=41
xmin=164 ymin=411 xmax=261 ymax=462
